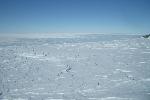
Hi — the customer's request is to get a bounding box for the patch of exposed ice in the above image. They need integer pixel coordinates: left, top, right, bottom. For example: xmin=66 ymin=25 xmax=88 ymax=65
xmin=2 ymin=60 xmax=9 ymax=63
xmin=39 ymin=56 xmax=60 ymax=62
xmin=20 ymin=53 xmax=43 ymax=58
xmin=43 ymin=43 xmax=49 ymax=46
xmin=56 ymin=93 xmax=65 ymax=95
xmin=25 ymin=92 xmax=40 ymax=95
xmin=111 ymin=79 xmax=123 ymax=82
xmin=139 ymin=62 xmax=146 ymax=64
xmin=140 ymin=78 xmax=150 ymax=82
xmin=45 ymin=98 xmax=64 ymax=100
xmin=101 ymin=75 xmax=108 ymax=78
xmin=66 ymin=57 xmax=76 ymax=60
xmin=88 ymin=98 xmax=98 ymax=100
xmin=129 ymin=48 xmax=137 ymax=50
xmin=104 ymin=44 xmax=117 ymax=48
xmin=32 ymin=88 xmax=45 ymax=91
xmin=25 ymin=92 xmax=52 ymax=95
xmin=0 ymin=99 xmax=9 ymax=100
xmin=19 ymin=53 xmax=60 ymax=62
xmin=101 ymin=97 xmax=130 ymax=100
xmin=95 ymin=75 xmax=101 ymax=77
xmin=114 ymin=69 xmax=131 ymax=73
xmin=88 ymin=97 xmax=132 ymax=100
xmin=56 ymin=64 xmax=64 ymax=67
xmin=147 ymin=93 xmax=150 ymax=95
xmin=82 ymin=88 xmax=95 ymax=93
xmin=12 ymin=89 xmax=19 ymax=92
xmin=13 ymin=98 xmax=27 ymax=100
xmin=115 ymin=80 xmax=131 ymax=87
xmin=141 ymin=52 xmax=150 ymax=54
xmin=55 ymin=76 xmax=66 ymax=80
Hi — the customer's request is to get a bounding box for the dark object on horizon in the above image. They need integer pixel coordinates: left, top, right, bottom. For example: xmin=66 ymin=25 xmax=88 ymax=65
xmin=142 ymin=34 xmax=150 ymax=38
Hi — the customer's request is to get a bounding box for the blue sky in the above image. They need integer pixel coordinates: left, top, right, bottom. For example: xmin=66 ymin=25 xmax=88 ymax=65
xmin=0 ymin=0 xmax=150 ymax=34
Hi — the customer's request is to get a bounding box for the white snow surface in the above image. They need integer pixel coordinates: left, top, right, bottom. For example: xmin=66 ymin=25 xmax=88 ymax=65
xmin=0 ymin=34 xmax=150 ymax=100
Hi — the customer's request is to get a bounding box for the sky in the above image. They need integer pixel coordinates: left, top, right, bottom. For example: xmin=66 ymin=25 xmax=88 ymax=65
xmin=0 ymin=0 xmax=150 ymax=34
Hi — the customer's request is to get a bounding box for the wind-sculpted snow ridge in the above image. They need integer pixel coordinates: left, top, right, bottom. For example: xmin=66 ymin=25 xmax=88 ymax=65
xmin=0 ymin=34 xmax=150 ymax=100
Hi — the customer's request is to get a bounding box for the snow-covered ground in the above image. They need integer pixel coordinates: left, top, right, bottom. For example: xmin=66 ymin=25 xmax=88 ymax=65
xmin=0 ymin=34 xmax=150 ymax=100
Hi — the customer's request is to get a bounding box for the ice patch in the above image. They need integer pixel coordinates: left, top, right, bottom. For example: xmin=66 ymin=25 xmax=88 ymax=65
xmin=0 ymin=99 xmax=9 ymax=100
xmin=101 ymin=97 xmax=130 ymax=100
xmin=39 ymin=56 xmax=60 ymax=62
xmin=56 ymin=93 xmax=65 ymax=95
xmin=142 ymin=52 xmax=150 ymax=54
xmin=33 ymin=87 xmax=45 ymax=90
xmin=20 ymin=53 xmax=43 ymax=58
xmin=111 ymin=79 xmax=122 ymax=82
xmin=140 ymin=78 xmax=150 ymax=82
xmin=115 ymin=69 xmax=131 ymax=73
xmin=2 ymin=60 xmax=9 ymax=63
xmin=56 ymin=64 xmax=64 ymax=67
xmin=43 ymin=43 xmax=49 ymax=46
xmin=115 ymin=81 xmax=131 ymax=87
xmin=104 ymin=44 xmax=117 ymax=48
xmin=55 ymin=76 xmax=66 ymax=80
xmin=88 ymin=98 xmax=98 ymax=100
xmin=19 ymin=53 xmax=60 ymax=62
xmin=139 ymin=62 xmax=146 ymax=64
xmin=82 ymin=88 xmax=95 ymax=93
xmin=12 ymin=89 xmax=19 ymax=92
xmin=66 ymin=57 xmax=76 ymax=60
xmin=88 ymin=97 xmax=131 ymax=100
xmin=147 ymin=93 xmax=150 ymax=95
xmin=13 ymin=98 xmax=27 ymax=100
xmin=25 ymin=92 xmax=52 ymax=95
xmin=101 ymin=75 xmax=108 ymax=78
xmin=129 ymin=48 xmax=137 ymax=50
xmin=25 ymin=92 xmax=40 ymax=95
xmin=95 ymin=75 xmax=101 ymax=77
xmin=45 ymin=98 xmax=64 ymax=100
